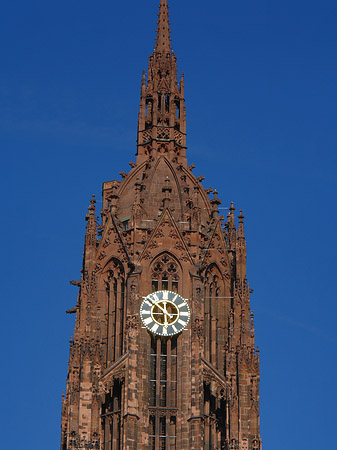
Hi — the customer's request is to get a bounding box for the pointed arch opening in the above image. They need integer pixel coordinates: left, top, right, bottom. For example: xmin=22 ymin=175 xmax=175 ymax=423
xmin=101 ymin=258 xmax=126 ymax=366
xmin=102 ymin=378 xmax=123 ymax=450
xmin=150 ymin=252 xmax=182 ymax=294
xmin=204 ymin=263 xmax=225 ymax=366
xmin=148 ymin=252 xmax=179 ymax=448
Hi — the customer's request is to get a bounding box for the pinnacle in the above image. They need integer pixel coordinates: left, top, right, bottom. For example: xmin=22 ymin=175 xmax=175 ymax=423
xmin=229 ymin=201 xmax=235 ymax=214
xmin=238 ymin=210 xmax=245 ymax=238
xmin=210 ymin=189 xmax=222 ymax=208
xmin=238 ymin=210 xmax=244 ymax=222
xmin=88 ymin=195 xmax=96 ymax=213
xmin=86 ymin=194 xmax=97 ymax=238
xmin=155 ymin=0 xmax=172 ymax=53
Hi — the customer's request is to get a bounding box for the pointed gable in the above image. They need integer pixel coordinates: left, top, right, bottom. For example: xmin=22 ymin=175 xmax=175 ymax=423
xmin=96 ymin=214 xmax=130 ymax=272
xmin=139 ymin=208 xmax=193 ymax=264
xmin=200 ymin=219 xmax=230 ymax=278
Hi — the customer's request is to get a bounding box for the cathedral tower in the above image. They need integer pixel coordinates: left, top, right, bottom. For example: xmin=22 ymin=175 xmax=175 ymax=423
xmin=61 ymin=1 xmax=262 ymax=449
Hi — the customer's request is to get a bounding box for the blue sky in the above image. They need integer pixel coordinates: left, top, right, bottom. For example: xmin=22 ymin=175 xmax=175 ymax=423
xmin=1 ymin=0 xmax=337 ymax=448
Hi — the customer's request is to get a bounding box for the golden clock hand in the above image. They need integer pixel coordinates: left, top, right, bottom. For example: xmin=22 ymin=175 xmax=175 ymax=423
xmin=144 ymin=297 xmax=172 ymax=318
xmin=163 ymin=303 xmax=169 ymax=326
xmin=162 ymin=301 xmax=173 ymax=320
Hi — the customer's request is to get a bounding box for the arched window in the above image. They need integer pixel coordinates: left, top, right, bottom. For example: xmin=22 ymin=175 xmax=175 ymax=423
xmin=102 ymin=259 xmax=125 ymax=366
xmin=151 ymin=253 xmax=180 ymax=293
xmin=149 ymin=336 xmax=177 ymax=450
xmin=101 ymin=259 xmax=125 ymax=450
xmin=102 ymin=379 xmax=123 ymax=450
xmin=204 ymin=264 xmax=224 ymax=366
xmin=149 ymin=253 xmax=180 ymax=449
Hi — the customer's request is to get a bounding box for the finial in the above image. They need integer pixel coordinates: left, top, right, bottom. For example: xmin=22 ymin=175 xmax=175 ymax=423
xmin=180 ymin=72 xmax=185 ymax=89
xmin=141 ymin=70 xmax=146 ymax=91
xmin=229 ymin=202 xmax=235 ymax=214
xmin=88 ymin=195 xmax=96 ymax=212
xmin=86 ymin=195 xmax=97 ymax=238
xmin=238 ymin=210 xmax=245 ymax=238
xmin=226 ymin=202 xmax=236 ymax=235
xmin=210 ymin=189 xmax=222 ymax=218
xmin=155 ymin=0 xmax=172 ymax=53
xmin=211 ymin=190 xmax=221 ymax=205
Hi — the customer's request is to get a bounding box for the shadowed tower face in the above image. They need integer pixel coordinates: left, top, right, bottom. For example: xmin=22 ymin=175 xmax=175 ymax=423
xmin=61 ymin=1 xmax=262 ymax=449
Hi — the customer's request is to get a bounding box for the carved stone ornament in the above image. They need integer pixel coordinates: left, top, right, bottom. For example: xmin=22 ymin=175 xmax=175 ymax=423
xmin=192 ymin=317 xmax=204 ymax=343
xmin=143 ymin=250 xmax=152 ymax=260
xmin=154 ymin=227 xmax=164 ymax=239
xmin=148 ymin=408 xmax=178 ymax=418
xmin=252 ymin=437 xmax=261 ymax=450
xmin=68 ymin=435 xmax=100 ymax=450
xmin=148 ymin=239 xmax=159 ymax=250
xmin=240 ymin=438 xmax=249 ymax=450
xmin=129 ymin=283 xmax=137 ymax=306
xmin=126 ymin=314 xmax=139 ymax=338
xmin=229 ymin=438 xmax=239 ymax=450
xmin=102 ymin=238 xmax=111 ymax=248
xmin=194 ymin=286 xmax=202 ymax=309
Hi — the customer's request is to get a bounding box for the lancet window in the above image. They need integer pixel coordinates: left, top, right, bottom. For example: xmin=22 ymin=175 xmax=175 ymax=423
xmin=204 ymin=264 xmax=224 ymax=366
xmin=148 ymin=253 xmax=180 ymax=448
xmin=149 ymin=336 xmax=177 ymax=449
xmin=102 ymin=379 xmax=123 ymax=450
xmin=103 ymin=259 xmax=125 ymax=366
xmin=203 ymin=382 xmax=226 ymax=450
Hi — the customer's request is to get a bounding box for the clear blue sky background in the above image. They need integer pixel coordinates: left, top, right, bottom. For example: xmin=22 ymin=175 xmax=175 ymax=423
xmin=1 ymin=0 xmax=336 ymax=448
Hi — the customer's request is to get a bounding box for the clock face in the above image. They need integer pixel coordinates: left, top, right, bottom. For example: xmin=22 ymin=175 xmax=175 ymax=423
xmin=140 ymin=290 xmax=190 ymax=336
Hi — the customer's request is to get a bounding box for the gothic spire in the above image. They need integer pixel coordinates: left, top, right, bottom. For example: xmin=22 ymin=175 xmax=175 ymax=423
xmin=137 ymin=0 xmax=187 ymax=165
xmin=155 ymin=0 xmax=172 ymax=53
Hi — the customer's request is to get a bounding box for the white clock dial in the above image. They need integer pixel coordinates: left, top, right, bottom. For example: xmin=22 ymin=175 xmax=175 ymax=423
xmin=140 ymin=290 xmax=190 ymax=336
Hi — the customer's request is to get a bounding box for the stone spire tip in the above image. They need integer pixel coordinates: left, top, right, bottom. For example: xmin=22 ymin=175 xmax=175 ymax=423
xmin=155 ymin=0 xmax=172 ymax=53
